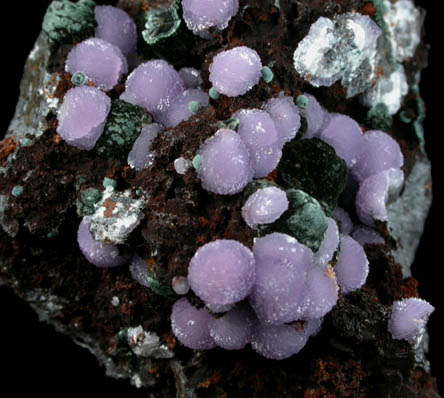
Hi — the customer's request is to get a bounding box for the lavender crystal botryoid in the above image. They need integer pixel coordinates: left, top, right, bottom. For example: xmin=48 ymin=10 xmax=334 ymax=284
xmin=57 ymin=86 xmax=111 ymax=150
xmin=388 ymin=298 xmax=435 ymax=344
xmin=236 ymin=109 xmax=283 ymax=178
xmin=171 ymin=298 xmax=216 ymax=349
xmin=127 ymin=123 xmax=163 ymax=171
xmin=77 ymin=217 xmax=126 ymax=267
xmin=65 ymin=37 xmax=128 ymax=91
xmin=94 ymin=5 xmax=137 ymax=56
xmin=242 ymin=186 xmax=289 ymax=228
xmin=182 ymin=0 xmax=239 ymax=35
xmin=196 ymin=129 xmax=254 ymax=195
xmin=209 ymin=46 xmax=262 ymax=97
xmin=188 ymin=239 xmax=256 ymax=306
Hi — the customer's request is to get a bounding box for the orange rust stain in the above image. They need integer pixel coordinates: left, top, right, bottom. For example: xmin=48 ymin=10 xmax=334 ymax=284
xmin=53 ymin=134 xmax=63 ymax=145
xmin=0 ymin=137 xmax=16 ymax=162
xmin=362 ymin=2 xmax=376 ymax=17
xmin=198 ymin=216 xmax=209 ymax=228
xmin=144 ymin=257 xmax=156 ymax=273
xmin=103 ymin=199 xmax=117 ymax=218
xmin=198 ymin=370 xmax=222 ymax=389
xmin=162 ymin=333 xmax=177 ymax=350
xmin=196 ymin=234 xmax=207 ymax=244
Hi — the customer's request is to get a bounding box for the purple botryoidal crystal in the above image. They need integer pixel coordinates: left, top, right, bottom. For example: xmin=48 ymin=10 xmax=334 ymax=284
xmin=334 ymin=235 xmax=369 ymax=294
xmin=182 ymin=0 xmax=239 ymax=36
xmin=57 ymin=86 xmax=111 ymax=150
xmin=65 ymin=38 xmax=128 ymax=91
xmin=356 ymin=168 xmax=404 ymax=226
xmin=352 ymin=130 xmax=404 ymax=182
xmin=208 ymin=305 xmax=254 ymax=350
xmin=241 ymin=186 xmax=289 ymax=228
xmin=334 ymin=207 xmax=354 ymax=235
xmin=127 ymin=123 xmax=163 ymax=171
xmin=301 ymin=265 xmax=338 ymax=319
xmin=171 ymin=298 xmax=216 ymax=350
xmin=263 ymin=94 xmax=301 ymax=144
xmin=251 ymin=322 xmax=309 ymax=360
xmin=301 ymin=93 xmax=329 ymax=139
xmin=94 ymin=5 xmax=137 ymax=56
xmin=250 ymin=233 xmax=312 ymax=325
xmin=388 ymin=298 xmax=435 ymax=344
xmin=196 ymin=129 xmax=254 ymax=195
xmin=120 ymin=60 xmax=185 ymax=116
xmin=318 ymin=114 xmax=364 ymax=169
xmin=236 ymin=109 xmax=283 ymax=178
xmin=209 ymin=46 xmax=262 ymax=97
xmin=188 ymin=239 xmax=256 ymax=306
xmin=155 ymin=88 xmax=209 ymax=127
xmin=129 ymin=255 xmax=149 ymax=287
xmin=77 ymin=217 xmax=126 ymax=268
xmin=351 ymin=225 xmax=385 ymax=245
xmin=313 ymin=217 xmax=339 ymax=267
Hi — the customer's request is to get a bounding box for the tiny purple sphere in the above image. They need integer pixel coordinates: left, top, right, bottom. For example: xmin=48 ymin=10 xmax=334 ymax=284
xmin=301 ymin=264 xmax=338 ymax=319
xmin=241 ymin=186 xmax=289 ymax=228
xmin=334 ymin=235 xmax=369 ymax=294
xmin=356 ymin=168 xmax=404 ymax=226
xmin=171 ymin=298 xmax=216 ymax=350
xmin=318 ymin=114 xmax=364 ymax=169
xmin=120 ymin=60 xmax=185 ymax=115
xmin=127 ymin=123 xmax=163 ymax=171
xmin=197 ymin=129 xmax=254 ymax=195
xmin=388 ymin=298 xmax=434 ymax=344
xmin=65 ymin=38 xmax=128 ymax=91
xmin=250 ymin=233 xmax=313 ymax=325
xmin=208 ymin=305 xmax=254 ymax=350
xmin=57 ymin=86 xmax=111 ymax=150
xmin=352 ymin=130 xmax=404 ymax=182
xmin=251 ymin=322 xmax=309 ymax=360
xmin=188 ymin=239 xmax=256 ymax=306
xmin=178 ymin=67 xmax=203 ymax=88
xmin=155 ymin=88 xmax=209 ymax=127
xmin=94 ymin=6 xmax=137 ymax=56
xmin=182 ymin=0 xmax=239 ymax=35
xmin=209 ymin=46 xmax=262 ymax=97
xmin=236 ymin=109 xmax=283 ymax=177
xmin=263 ymin=94 xmax=301 ymax=144
xmin=313 ymin=217 xmax=339 ymax=267
xmin=77 ymin=217 xmax=126 ymax=267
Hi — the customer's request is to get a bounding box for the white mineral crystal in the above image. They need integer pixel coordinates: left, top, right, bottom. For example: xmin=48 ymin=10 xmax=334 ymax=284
xmin=361 ymin=64 xmax=409 ymax=114
xmin=173 ymin=157 xmax=192 ymax=175
xmin=89 ymin=187 xmax=147 ymax=244
xmin=383 ymin=0 xmax=423 ymax=62
xmin=127 ymin=326 xmax=174 ymax=359
xmin=293 ymin=13 xmax=381 ymax=98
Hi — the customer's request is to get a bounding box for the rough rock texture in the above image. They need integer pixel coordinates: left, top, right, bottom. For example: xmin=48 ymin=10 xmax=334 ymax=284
xmin=0 ymin=0 xmax=440 ymax=397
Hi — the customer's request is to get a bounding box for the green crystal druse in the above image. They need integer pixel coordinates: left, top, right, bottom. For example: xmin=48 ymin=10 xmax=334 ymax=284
xmin=259 ymin=189 xmax=328 ymax=252
xmin=95 ymin=100 xmax=152 ymax=160
xmin=76 ymin=187 xmax=102 ymax=216
xmin=42 ymin=0 xmax=97 ymax=45
xmin=277 ymin=138 xmax=348 ymax=212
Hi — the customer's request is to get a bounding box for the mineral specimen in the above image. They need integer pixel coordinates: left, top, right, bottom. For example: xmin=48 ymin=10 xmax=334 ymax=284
xmin=1 ymin=0 xmax=438 ymax=396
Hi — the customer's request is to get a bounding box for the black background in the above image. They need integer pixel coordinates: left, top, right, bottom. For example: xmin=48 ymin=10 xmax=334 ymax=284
xmin=0 ymin=1 xmax=441 ymax=396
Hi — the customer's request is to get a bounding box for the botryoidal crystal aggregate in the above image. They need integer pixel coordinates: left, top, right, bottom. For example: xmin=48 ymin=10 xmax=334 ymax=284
xmin=1 ymin=0 xmax=437 ymax=395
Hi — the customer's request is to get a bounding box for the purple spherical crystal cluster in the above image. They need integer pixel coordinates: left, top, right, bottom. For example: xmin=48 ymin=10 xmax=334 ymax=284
xmin=209 ymin=46 xmax=263 ymax=97
xmin=182 ymin=0 xmax=239 ymax=37
xmin=47 ymin=2 xmax=434 ymax=368
xmin=388 ymin=298 xmax=434 ymax=345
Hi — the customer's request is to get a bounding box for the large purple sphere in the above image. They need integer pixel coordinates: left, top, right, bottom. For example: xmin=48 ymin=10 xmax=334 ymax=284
xmin=197 ymin=129 xmax=254 ymax=195
xmin=209 ymin=46 xmax=262 ymax=97
xmin=171 ymin=298 xmax=216 ymax=350
xmin=57 ymin=86 xmax=111 ymax=150
xmin=120 ymin=60 xmax=185 ymax=116
xmin=188 ymin=239 xmax=256 ymax=306
xmin=65 ymin=38 xmax=128 ymax=91
xmin=249 ymin=233 xmax=312 ymax=325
